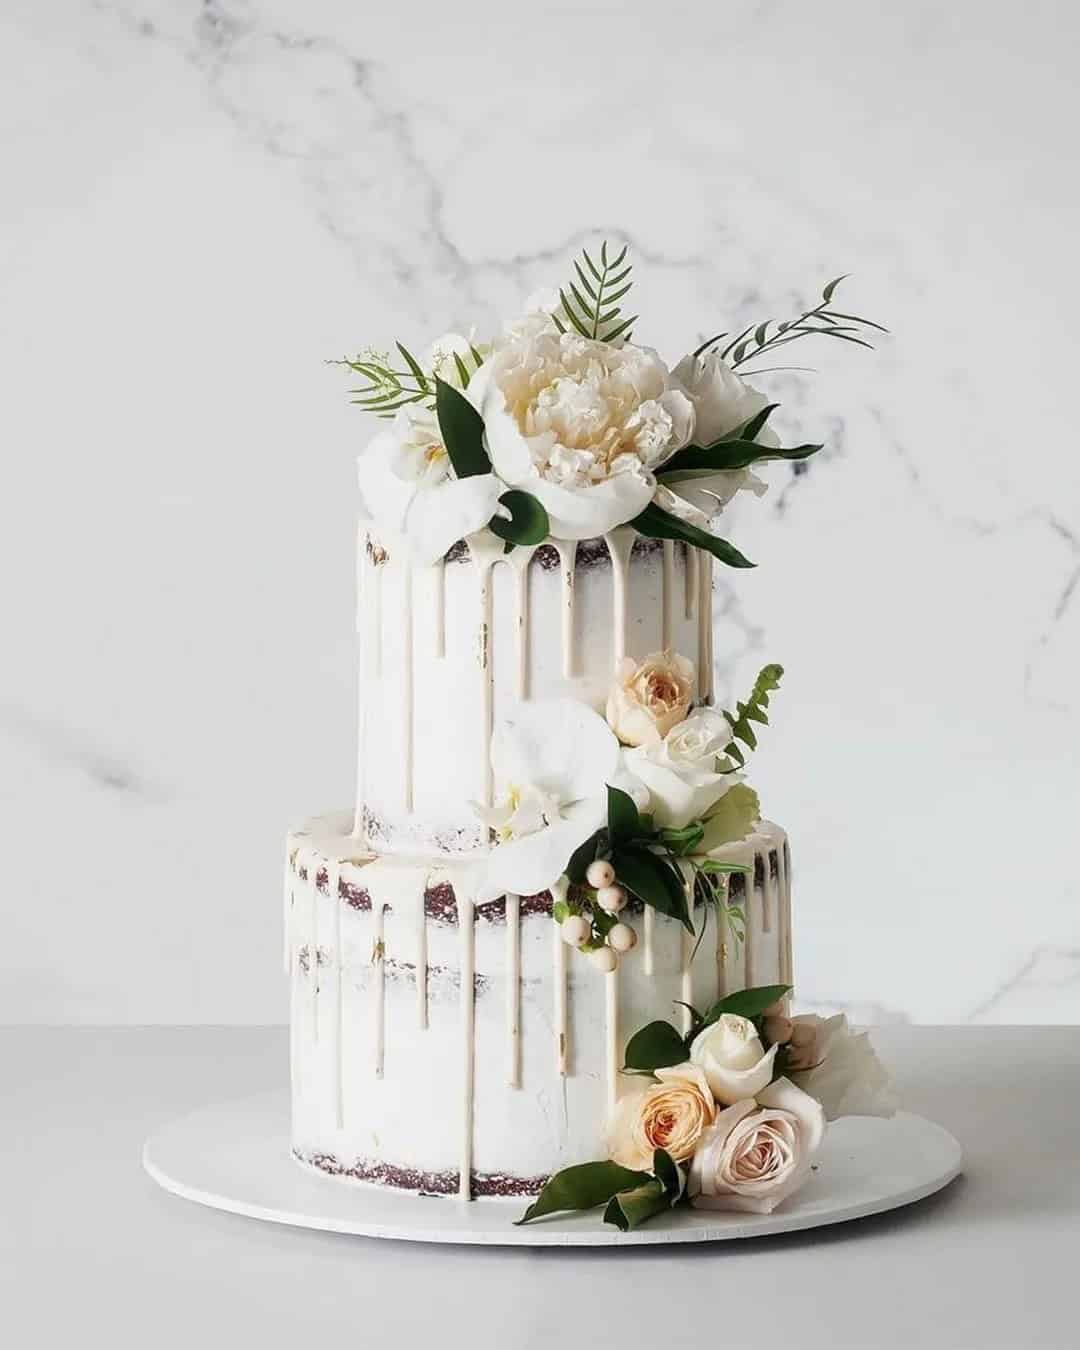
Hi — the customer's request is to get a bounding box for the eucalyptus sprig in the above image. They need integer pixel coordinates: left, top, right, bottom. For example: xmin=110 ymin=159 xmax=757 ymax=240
xmin=554 ymin=240 xmax=638 ymax=344
xmin=695 ymin=276 xmax=887 ymax=376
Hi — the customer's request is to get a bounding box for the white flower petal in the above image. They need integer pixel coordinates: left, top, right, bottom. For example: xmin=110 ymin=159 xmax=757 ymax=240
xmin=357 ymin=428 xmax=414 ymax=532
xmin=472 ymin=799 xmax=603 ymax=903
xmin=490 ymin=699 xmax=620 ymax=804
xmin=402 ymin=473 xmax=504 ymax=566
xmin=757 ymin=1077 xmax=827 ymax=1155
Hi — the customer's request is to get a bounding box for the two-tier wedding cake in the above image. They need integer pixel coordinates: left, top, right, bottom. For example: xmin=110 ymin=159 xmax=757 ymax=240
xmin=284 ymin=243 xmax=895 ymax=1230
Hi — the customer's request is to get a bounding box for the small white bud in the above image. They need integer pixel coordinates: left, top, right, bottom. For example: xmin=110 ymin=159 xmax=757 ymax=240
xmin=586 ymin=859 xmax=616 ymax=889
xmin=596 ymin=885 xmax=627 ymax=914
xmin=589 ymin=945 xmax=618 ymax=973
xmin=607 ymin=922 xmax=637 ymax=953
xmin=560 ymin=915 xmax=590 ymax=947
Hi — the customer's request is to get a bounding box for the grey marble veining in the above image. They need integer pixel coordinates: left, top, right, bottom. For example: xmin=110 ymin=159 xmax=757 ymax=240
xmin=2 ymin=0 xmax=1077 ymax=1023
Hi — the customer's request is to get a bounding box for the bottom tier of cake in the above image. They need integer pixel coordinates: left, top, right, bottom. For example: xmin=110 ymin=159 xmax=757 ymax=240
xmin=285 ymin=812 xmax=792 ymax=1199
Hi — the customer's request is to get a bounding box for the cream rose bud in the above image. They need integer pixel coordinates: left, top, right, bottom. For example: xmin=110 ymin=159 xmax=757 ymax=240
xmin=605 ymin=652 xmax=695 ymax=748
xmin=608 ymin=1063 xmax=716 ymax=1171
xmin=688 ymin=1077 xmax=826 ymax=1215
xmin=689 ymin=1013 xmax=778 ymax=1106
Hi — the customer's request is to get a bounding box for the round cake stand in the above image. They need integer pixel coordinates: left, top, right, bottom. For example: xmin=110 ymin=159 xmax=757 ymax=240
xmin=143 ymin=1092 xmax=961 ymax=1247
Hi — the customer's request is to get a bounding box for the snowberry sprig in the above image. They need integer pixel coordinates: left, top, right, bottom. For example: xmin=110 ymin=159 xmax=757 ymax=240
xmin=553 ymin=858 xmax=639 ymax=973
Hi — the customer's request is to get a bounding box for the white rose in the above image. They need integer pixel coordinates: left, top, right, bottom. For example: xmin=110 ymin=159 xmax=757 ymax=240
xmin=659 ymin=351 xmax=777 ymax=518
xmin=471 ymin=332 xmax=695 ymax=539
xmin=358 ymin=407 xmax=505 ymax=566
xmin=688 ymin=1077 xmax=826 ymax=1214
xmin=607 ymin=1063 xmax=716 ymax=1171
xmin=623 ymin=708 xmax=735 ymax=828
xmin=689 ymin=1012 xmax=778 ymax=1105
xmin=605 ymin=651 xmax=695 ymax=747
xmin=789 ymin=1014 xmax=898 ymax=1122
xmin=672 ymin=351 xmax=780 ymax=449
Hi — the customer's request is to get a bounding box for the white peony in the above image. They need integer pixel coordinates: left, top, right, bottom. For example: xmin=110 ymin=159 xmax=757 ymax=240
xmin=471 ymin=332 xmax=695 ymax=539
xmin=688 ymin=1077 xmax=826 ymax=1214
xmin=623 ymin=708 xmax=735 ymax=828
xmin=471 ymin=700 xmax=620 ymax=903
xmin=357 ymin=405 xmax=505 ymax=566
xmin=689 ymin=1013 xmax=778 ymax=1105
xmin=789 ymin=1014 xmax=898 ymax=1122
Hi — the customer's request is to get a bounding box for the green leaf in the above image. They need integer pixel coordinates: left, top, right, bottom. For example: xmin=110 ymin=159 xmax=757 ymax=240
xmin=434 ymin=379 xmax=491 ymax=479
xmin=565 ymin=830 xmax=602 ymax=884
xmin=630 ymin=502 xmax=755 ymax=571
xmin=698 ymin=784 xmax=761 ymax=852
xmin=700 ymin=984 xmax=791 ymax=1029
xmin=517 ymin=1161 xmax=650 ymax=1225
xmin=623 ymin=1019 xmax=687 ymax=1072
xmin=659 ymin=438 xmax=822 ymax=476
xmin=658 ymin=823 xmax=705 ymax=856
xmin=737 ymin=402 xmax=780 ymax=444
xmin=822 ymin=274 xmax=849 ymax=303
xmin=603 ymin=1178 xmax=668 ymax=1232
xmin=551 ymin=897 xmax=571 ymax=924
xmin=724 ymin=664 xmax=784 ymax=765
xmin=452 ymin=351 xmax=472 ymax=388
xmin=699 ymin=858 xmax=752 ymax=875
xmin=612 ymin=846 xmax=693 ymax=932
xmin=489 ymin=490 xmax=549 ymax=546
xmin=395 ymin=341 xmax=431 ymax=393
xmin=603 ymin=1149 xmax=684 ymax=1231
xmin=600 ymin=313 xmax=638 ymax=344
xmin=607 ymin=784 xmax=643 ymax=847
xmin=652 ymin=1148 xmax=684 ymax=1203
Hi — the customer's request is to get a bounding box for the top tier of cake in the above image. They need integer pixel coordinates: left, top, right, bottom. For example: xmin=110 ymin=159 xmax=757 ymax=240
xmin=355 ymin=529 xmax=715 ymax=856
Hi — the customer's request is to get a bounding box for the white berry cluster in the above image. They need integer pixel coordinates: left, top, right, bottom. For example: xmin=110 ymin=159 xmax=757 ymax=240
xmin=556 ymin=859 xmax=638 ymax=973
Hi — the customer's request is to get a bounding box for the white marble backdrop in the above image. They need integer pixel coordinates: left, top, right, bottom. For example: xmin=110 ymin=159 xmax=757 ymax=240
xmin=3 ymin=0 xmax=1077 ymax=1024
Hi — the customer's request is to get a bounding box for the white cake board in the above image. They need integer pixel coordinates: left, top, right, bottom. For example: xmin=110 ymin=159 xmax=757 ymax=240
xmin=143 ymin=1091 xmax=961 ymax=1247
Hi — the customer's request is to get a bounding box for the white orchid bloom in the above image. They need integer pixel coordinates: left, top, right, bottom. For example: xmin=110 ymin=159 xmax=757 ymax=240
xmin=471 ymin=699 xmax=622 ymax=903
xmin=470 ymin=334 xmax=695 ymax=540
xmin=357 ymin=405 xmax=505 ymax=566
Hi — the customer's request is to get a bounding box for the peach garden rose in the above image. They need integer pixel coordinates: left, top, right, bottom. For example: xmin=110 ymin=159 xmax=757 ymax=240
xmin=607 ymin=1063 xmax=716 ymax=1171
xmin=605 ymin=651 xmax=695 ymax=748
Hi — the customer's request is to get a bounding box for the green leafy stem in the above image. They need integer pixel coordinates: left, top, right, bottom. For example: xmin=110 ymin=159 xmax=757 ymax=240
xmin=694 ymin=275 xmax=888 ymax=376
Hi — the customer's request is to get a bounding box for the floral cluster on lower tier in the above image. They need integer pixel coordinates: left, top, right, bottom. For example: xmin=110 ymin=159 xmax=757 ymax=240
xmin=471 ymin=651 xmax=781 ymax=970
xmin=518 ymin=986 xmax=897 ymax=1230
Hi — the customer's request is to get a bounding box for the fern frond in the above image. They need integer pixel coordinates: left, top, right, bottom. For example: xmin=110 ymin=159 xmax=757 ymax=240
xmin=722 ymin=664 xmax=784 ymax=768
xmin=558 ymin=241 xmax=638 ymax=343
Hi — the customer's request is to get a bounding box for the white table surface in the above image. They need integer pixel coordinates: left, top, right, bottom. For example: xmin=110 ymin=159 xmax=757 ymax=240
xmin=4 ymin=1027 xmax=1078 ymax=1349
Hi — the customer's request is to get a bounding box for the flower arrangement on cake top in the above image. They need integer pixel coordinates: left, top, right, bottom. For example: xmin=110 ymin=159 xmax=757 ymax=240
xmin=337 ymin=240 xmax=885 ymax=565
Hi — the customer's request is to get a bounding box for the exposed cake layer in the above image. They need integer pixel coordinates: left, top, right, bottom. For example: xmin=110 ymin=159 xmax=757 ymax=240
xmin=286 ymin=811 xmax=792 ymax=1199
xmin=356 ymin=529 xmax=716 ymax=856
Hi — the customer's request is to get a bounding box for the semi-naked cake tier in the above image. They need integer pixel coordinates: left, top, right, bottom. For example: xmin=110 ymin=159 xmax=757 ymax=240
xmin=288 ymin=527 xmax=793 ymax=1198
xmin=286 ymin=811 xmax=791 ymax=1197
xmin=356 ymin=527 xmax=713 ymax=854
